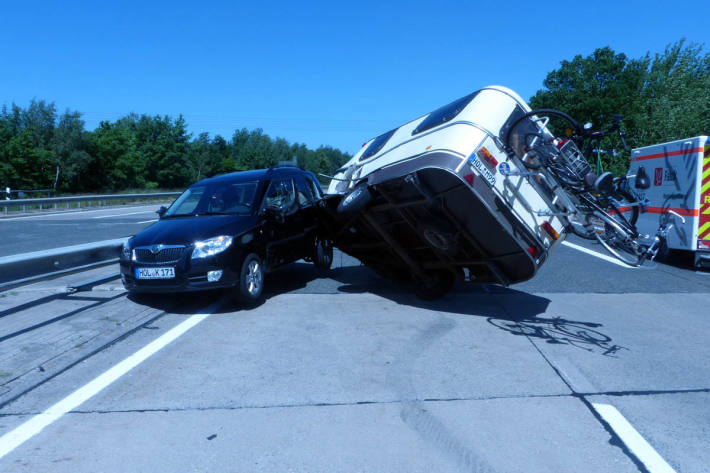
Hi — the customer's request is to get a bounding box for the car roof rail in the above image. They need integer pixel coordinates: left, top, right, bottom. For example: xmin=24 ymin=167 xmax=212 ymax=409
xmin=268 ymin=161 xmax=302 ymax=172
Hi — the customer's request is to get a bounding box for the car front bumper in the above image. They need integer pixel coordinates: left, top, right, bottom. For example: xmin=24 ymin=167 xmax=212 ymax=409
xmin=119 ymin=258 xmax=241 ymax=293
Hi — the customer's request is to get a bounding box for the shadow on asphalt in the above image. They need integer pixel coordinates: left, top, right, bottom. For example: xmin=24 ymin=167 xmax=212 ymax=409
xmin=129 ymin=261 xmax=624 ymax=355
xmin=331 ymin=268 xmax=626 ymax=356
xmin=656 ymin=249 xmax=708 ymax=272
xmin=128 ymin=262 xmax=325 ymax=315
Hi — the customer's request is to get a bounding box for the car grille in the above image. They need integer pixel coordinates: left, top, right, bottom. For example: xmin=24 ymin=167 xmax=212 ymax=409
xmin=134 ymin=246 xmax=186 ymax=264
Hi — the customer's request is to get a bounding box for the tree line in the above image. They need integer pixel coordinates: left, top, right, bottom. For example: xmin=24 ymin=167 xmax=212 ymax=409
xmin=530 ymin=39 xmax=710 ymax=175
xmin=0 ymin=106 xmax=352 ymax=193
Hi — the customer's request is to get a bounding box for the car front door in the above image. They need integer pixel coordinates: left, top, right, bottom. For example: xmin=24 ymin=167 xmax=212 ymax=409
xmin=294 ymin=175 xmax=318 ymax=258
xmin=260 ymin=177 xmax=303 ymax=268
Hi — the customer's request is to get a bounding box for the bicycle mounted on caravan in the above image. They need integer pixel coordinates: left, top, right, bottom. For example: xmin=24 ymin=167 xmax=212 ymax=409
xmin=503 ymin=109 xmax=681 ymax=267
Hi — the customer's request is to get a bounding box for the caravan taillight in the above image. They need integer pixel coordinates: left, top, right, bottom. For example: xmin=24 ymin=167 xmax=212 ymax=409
xmin=541 ymin=221 xmax=560 ymax=241
xmin=477 ymin=147 xmax=499 ymax=168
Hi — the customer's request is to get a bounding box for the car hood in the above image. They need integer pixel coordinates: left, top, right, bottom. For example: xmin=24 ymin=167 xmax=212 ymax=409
xmin=129 ymin=215 xmax=259 ymax=247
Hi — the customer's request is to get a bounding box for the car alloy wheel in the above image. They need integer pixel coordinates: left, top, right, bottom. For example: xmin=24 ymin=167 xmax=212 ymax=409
xmin=238 ymin=253 xmax=264 ymax=303
xmin=246 ymin=260 xmax=263 ymax=295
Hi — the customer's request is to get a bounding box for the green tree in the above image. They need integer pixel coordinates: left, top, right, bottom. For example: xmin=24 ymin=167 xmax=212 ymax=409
xmin=530 ymin=40 xmax=710 ymax=175
xmin=635 ymin=40 xmax=710 ymax=145
xmin=0 ymin=99 xmax=351 ymax=192
xmin=51 ymin=110 xmax=91 ymax=190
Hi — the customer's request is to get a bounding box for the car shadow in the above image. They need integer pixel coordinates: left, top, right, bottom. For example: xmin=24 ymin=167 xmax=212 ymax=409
xmin=128 ymin=261 xmax=323 ymax=314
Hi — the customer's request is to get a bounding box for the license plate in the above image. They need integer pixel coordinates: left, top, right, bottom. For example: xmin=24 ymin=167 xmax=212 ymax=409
xmin=471 ymin=156 xmax=496 ymax=187
xmin=135 ymin=267 xmax=175 ymax=279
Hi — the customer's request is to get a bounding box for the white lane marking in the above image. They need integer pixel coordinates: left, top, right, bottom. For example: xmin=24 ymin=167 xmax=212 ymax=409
xmin=561 ymin=241 xmax=633 ymax=268
xmin=0 ymin=298 xmax=225 ymax=460
xmin=0 ymin=206 xmax=160 ymax=221
xmin=592 ymin=403 xmax=676 ymax=473
xmin=92 ymin=210 xmax=156 ymax=219
xmin=136 ymin=219 xmax=158 ymax=224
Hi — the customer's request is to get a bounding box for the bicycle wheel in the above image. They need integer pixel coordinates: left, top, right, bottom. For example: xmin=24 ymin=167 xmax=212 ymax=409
xmin=604 ymin=189 xmax=639 ymax=228
xmin=592 ymin=210 xmax=645 ymax=266
xmin=568 ymin=190 xmax=639 ymax=240
xmin=568 ymin=211 xmax=601 ymax=240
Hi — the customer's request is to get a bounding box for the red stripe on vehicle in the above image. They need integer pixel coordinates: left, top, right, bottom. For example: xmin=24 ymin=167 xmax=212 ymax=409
xmin=630 ymin=147 xmax=704 ymax=162
xmin=644 ymin=206 xmax=699 ymax=217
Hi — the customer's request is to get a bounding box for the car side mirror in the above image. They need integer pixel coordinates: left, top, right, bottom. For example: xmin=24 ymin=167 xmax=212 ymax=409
xmin=157 ymin=206 xmax=168 ymax=218
xmin=635 ymin=166 xmax=650 ymax=189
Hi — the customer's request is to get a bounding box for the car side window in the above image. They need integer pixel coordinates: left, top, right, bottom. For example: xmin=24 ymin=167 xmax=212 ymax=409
xmin=294 ymin=175 xmax=314 ymax=206
xmin=262 ymin=178 xmax=296 ymax=211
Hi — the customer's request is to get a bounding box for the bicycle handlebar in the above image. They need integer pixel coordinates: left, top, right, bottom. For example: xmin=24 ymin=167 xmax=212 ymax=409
xmin=578 ymin=114 xmax=628 ymax=152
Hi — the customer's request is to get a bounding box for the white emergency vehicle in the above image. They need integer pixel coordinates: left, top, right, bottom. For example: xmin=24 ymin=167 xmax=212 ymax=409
xmin=628 ymin=136 xmax=710 ymax=268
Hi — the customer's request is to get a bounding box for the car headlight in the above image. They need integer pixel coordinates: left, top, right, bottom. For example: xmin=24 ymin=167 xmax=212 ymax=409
xmin=192 ymin=235 xmax=233 ymax=259
xmin=121 ymin=240 xmax=131 ymax=260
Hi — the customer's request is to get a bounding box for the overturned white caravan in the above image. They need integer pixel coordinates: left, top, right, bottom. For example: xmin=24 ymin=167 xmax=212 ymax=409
xmin=321 ymin=86 xmax=573 ymax=299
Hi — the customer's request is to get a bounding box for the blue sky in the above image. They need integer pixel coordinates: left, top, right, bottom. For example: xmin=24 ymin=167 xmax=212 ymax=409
xmin=1 ymin=0 xmax=709 ymax=154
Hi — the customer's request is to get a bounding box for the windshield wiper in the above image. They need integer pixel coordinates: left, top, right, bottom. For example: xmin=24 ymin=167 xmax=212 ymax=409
xmin=194 ymin=211 xmax=233 ymax=216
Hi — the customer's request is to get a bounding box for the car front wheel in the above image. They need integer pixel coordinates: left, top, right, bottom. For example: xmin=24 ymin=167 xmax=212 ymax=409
xmin=237 ymin=253 xmax=264 ymax=304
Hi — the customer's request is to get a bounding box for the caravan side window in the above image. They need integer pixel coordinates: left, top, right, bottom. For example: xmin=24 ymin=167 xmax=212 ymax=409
xmin=359 ymin=128 xmax=397 ymax=161
xmin=411 ymin=92 xmax=478 ymax=136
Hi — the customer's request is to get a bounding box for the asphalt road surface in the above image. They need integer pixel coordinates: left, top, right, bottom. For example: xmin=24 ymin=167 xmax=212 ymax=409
xmin=0 ymin=233 xmax=708 ymax=471
xmin=0 ymin=204 xmax=168 ymax=257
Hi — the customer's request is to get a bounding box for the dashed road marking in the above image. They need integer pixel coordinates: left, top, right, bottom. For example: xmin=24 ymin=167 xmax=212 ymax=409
xmin=136 ymin=219 xmax=158 ymax=224
xmin=0 ymin=297 xmax=225 ymax=461
xmin=592 ymin=403 xmax=676 ymax=473
xmin=562 ymin=241 xmax=634 ymax=268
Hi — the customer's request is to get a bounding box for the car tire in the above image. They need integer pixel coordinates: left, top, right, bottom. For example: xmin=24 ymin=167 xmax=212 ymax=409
xmin=237 ymin=253 xmax=264 ymax=304
xmin=413 ymin=270 xmax=455 ymax=301
xmin=337 ymin=183 xmax=372 ymax=215
xmin=313 ymin=236 xmax=333 ymax=270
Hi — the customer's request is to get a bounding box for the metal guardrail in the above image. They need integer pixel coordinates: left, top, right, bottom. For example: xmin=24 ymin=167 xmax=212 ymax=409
xmin=1 ymin=189 xmax=54 ymax=199
xmin=0 ymin=238 xmax=127 ymax=287
xmin=2 ymin=192 xmax=180 ymax=213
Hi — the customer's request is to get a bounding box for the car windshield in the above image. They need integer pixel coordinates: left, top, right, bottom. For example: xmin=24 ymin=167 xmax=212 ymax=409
xmin=164 ymin=181 xmax=259 ymax=217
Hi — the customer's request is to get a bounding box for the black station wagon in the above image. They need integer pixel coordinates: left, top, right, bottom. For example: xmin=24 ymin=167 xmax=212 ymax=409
xmin=120 ymin=166 xmax=333 ymax=302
